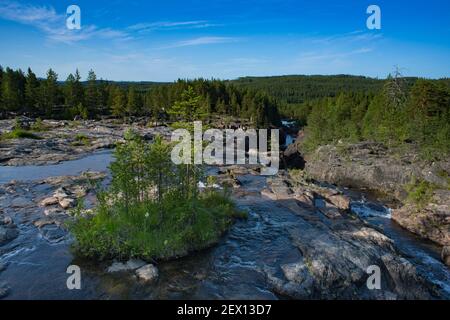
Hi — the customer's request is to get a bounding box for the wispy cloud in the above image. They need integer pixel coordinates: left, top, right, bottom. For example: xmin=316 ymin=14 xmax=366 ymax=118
xmin=128 ymin=20 xmax=220 ymax=33
xmin=298 ymin=47 xmax=374 ymax=62
xmin=0 ymin=0 xmax=130 ymax=43
xmin=164 ymin=36 xmax=239 ymax=48
xmin=311 ymin=30 xmax=383 ymax=45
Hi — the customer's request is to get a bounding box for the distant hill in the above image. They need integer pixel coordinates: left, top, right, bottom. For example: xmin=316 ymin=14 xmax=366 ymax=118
xmin=228 ymin=75 xmax=386 ymax=105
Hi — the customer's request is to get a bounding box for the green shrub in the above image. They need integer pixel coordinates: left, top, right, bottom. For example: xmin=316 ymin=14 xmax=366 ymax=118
xmin=1 ymin=128 xmax=41 ymax=140
xmin=69 ymin=131 xmax=243 ymax=261
xmin=405 ymin=178 xmax=437 ymax=209
xmin=72 ymin=133 xmax=90 ymax=146
xmin=30 ymin=118 xmax=49 ymax=132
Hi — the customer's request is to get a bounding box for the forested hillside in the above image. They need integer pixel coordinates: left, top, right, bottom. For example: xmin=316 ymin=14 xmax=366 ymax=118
xmin=230 ymin=75 xmax=385 ymax=104
xmin=0 ymin=66 xmax=280 ymax=127
xmin=302 ymin=74 xmax=450 ymax=159
xmin=229 ymin=75 xmax=430 ymax=122
xmin=1 ymin=65 xmax=448 ymax=158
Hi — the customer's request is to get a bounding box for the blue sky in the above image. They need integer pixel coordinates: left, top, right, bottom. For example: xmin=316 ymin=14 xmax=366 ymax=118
xmin=0 ymin=0 xmax=449 ymax=81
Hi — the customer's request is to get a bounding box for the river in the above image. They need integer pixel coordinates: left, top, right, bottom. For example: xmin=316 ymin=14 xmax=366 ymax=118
xmin=0 ymin=138 xmax=449 ymax=299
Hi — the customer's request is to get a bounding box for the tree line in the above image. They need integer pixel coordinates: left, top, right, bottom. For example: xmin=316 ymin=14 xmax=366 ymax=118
xmin=302 ymin=72 xmax=450 ymax=159
xmin=0 ymin=66 xmax=281 ymax=127
xmin=230 ymin=74 xmax=450 ymax=122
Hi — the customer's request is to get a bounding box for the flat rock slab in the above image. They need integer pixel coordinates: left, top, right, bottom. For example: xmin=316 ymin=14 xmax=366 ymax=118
xmin=107 ymin=259 xmax=147 ymax=273
xmin=10 ymin=197 xmax=33 ymax=208
xmin=39 ymin=225 xmax=66 ymax=243
xmin=0 ymin=226 xmax=19 ymax=246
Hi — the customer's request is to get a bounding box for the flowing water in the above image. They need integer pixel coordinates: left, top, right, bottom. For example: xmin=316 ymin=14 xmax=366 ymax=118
xmin=0 ymin=141 xmax=449 ymax=299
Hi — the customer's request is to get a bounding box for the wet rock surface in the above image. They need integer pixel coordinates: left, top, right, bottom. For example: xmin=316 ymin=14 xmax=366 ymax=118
xmin=0 ymin=216 xmax=19 ymax=246
xmin=259 ymin=172 xmax=449 ymax=299
xmin=0 ymin=139 xmax=449 ymax=299
xmin=0 ymin=171 xmax=105 ymax=248
xmin=304 ymin=142 xmax=450 ymax=247
xmin=0 ymin=119 xmax=172 ymax=166
xmin=107 ymin=259 xmax=147 ymax=273
xmin=442 ymin=246 xmax=450 ymax=267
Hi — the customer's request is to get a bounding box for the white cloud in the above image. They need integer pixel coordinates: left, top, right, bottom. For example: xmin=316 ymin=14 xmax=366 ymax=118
xmin=311 ymin=30 xmax=383 ymax=45
xmin=166 ymin=36 xmax=238 ymax=48
xmin=0 ymin=0 xmax=130 ymax=43
xmin=297 ymin=47 xmax=374 ymax=62
xmin=128 ymin=20 xmax=219 ymax=33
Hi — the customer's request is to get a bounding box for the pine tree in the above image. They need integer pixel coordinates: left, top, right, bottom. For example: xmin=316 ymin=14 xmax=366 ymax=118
xmin=24 ymin=68 xmax=40 ymax=114
xmin=64 ymin=73 xmax=77 ymax=107
xmin=126 ymin=86 xmax=138 ymax=116
xmin=85 ymin=69 xmax=99 ymax=116
xmin=1 ymin=68 xmax=21 ymax=112
xmin=73 ymin=69 xmax=84 ymax=107
xmin=168 ymin=86 xmax=206 ymax=123
xmin=40 ymin=68 xmax=59 ymax=116
xmin=111 ymin=86 xmax=126 ymax=117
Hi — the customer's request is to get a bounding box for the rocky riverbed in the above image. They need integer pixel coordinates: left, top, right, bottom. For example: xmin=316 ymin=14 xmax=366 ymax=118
xmin=298 ymin=138 xmax=450 ymax=261
xmin=0 ymin=118 xmax=172 ymax=166
xmin=0 ymin=160 xmax=449 ymax=299
xmin=0 ymin=121 xmax=449 ymax=299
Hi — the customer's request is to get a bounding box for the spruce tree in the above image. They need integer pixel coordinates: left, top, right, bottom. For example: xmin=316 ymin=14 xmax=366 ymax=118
xmin=24 ymin=68 xmax=40 ymax=114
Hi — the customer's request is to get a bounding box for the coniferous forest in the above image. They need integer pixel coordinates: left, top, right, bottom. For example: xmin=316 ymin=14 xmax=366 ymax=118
xmin=0 ymin=66 xmax=281 ymax=127
xmin=1 ymin=65 xmax=448 ymax=158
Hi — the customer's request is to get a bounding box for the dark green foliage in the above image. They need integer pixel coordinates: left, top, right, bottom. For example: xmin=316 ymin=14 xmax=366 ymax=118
xmin=69 ymin=132 xmax=244 ymax=260
xmin=302 ymin=74 xmax=450 ymax=159
xmin=0 ymin=66 xmax=281 ymax=126
xmin=0 ymin=128 xmax=41 ymax=140
xmin=405 ymin=178 xmax=437 ymax=209
xmin=230 ymin=75 xmax=384 ymax=105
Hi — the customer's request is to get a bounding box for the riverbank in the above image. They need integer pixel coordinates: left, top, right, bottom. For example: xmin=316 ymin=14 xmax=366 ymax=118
xmin=0 ymin=118 xmax=172 ymax=166
xmin=0 ymin=121 xmax=449 ymax=299
xmin=301 ymin=139 xmax=450 ymax=262
xmin=1 ymin=161 xmax=449 ymax=299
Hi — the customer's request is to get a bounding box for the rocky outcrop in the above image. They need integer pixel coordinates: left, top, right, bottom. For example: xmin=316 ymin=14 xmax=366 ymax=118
xmin=0 ymin=171 xmax=106 ymax=247
xmin=261 ymin=172 xmax=448 ymax=299
xmin=304 ymin=142 xmax=450 ymax=247
xmin=281 ymin=131 xmax=305 ymax=170
xmin=392 ymin=190 xmax=450 ymax=246
xmin=0 ymin=119 xmax=172 ymax=166
xmin=282 ymin=142 xmax=305 ymax=169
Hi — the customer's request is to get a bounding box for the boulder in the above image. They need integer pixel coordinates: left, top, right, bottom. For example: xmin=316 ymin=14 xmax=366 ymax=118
xmin=327 ymin=194 xmax=351 ymax=210
xmin=40 ymin=196 xmax=59 ymax=206
xmin=135 ymin=264 xmax=159 ymax=282
xmin=59 ymin=198 xmax=76 ymax=209
xmin=54 ymin=187 xmax=71 ymax=200
xmin=282 ymin=142 xmax=305 ymax=169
